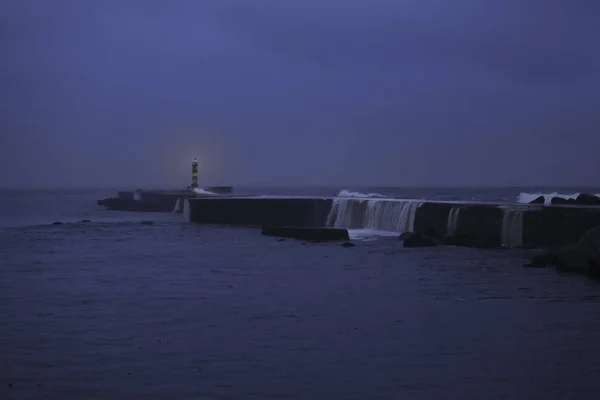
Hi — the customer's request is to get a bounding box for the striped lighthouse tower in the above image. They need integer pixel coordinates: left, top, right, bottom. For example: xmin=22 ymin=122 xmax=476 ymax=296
xmin=191 ymin=158 xmax=199 ymax=189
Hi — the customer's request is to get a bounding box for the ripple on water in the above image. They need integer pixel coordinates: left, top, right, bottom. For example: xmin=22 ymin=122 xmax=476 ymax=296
xmin=1 ymin=223 xmax=600 ymax=399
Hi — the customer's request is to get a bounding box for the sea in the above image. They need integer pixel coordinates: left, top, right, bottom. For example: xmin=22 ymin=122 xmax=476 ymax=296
xmin=2 ymin=186 xmax=600 ymax=399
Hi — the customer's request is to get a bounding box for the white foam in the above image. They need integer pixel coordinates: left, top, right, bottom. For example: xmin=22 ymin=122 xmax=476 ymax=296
xmin=193 ymin=188 xmax=218 ymax=195
xmin=172 ymin=198 xmax=181 ymax=213
xmin=327 ymin=198 xmax=422 ymax=234
xmin=517 ymin=192 xmax=600 ymax=205
xmin=348 ymin=229 xmax=400 ymax=241
xmin=501 ymin=207 xmax=525 ymax=247
xmin=446 ymin=207 xmax=461 ymax=236
xmin=336 ymin=189 xmax=386 ymax=198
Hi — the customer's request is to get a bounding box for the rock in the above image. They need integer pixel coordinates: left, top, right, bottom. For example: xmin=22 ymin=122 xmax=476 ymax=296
xmin=261 ymin=226 xmax=350 ymax=242
xmin=52 ymin=222 xmax=63 ymax=225
xmin=529 ymin=195 xmax=545 ymax=204
xmin=402 ymin=232 xmax=440 ymax=248
xmin=524 ymin=251 xmax=556 ymax=268
xmin=277 ymin=238 xmax=286 ymax=242
xmin=524 ymin=225 xmax=600 ymax=278
xmin=342 ymin=241 xmax=355 ymax=247
xmin=398 ymin=232 xmax=413 ymax=240
xmin=79 ymin=220 xmax=91 ymax=223
xmin=140 ymin=221 xmax=154 ymax=225
xmin=574 ymin=193 xmax=600 ymax=206
xmin=550 ymin=196 xmax=571 ymax=205
xmin=577 ymin=226 xmax=600 ymax=249
xmin=554 ymin=244 xmax=600 ymax=274
xmin=588 ymin=259 xmax=600 ymax=279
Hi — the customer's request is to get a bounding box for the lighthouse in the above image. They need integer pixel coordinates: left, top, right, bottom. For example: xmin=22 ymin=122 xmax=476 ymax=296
xmin=191 ymin=158 xmax=199 ymax=189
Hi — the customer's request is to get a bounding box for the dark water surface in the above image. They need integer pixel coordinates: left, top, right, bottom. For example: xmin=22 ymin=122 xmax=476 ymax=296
xmin=1 ymin=189 xmax=600 ymax=399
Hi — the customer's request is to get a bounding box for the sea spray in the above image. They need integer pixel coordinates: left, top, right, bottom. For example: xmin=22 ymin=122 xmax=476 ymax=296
xmin=172 ymin=198 xmax=181 ymax=213
xmin=501 ymin=208 xmax=525 ymax=247
xmin=446 ymin=207 xmax=461 ymax=236
xmin=193 ymin=188 xmax=218 ymax=196
xmin=336 ymin=189 xmax=386 ymax=199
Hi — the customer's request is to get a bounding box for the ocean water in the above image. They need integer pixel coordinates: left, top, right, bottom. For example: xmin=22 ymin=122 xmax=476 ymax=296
xmin=2 ymin=188 xmax=600 ymax=399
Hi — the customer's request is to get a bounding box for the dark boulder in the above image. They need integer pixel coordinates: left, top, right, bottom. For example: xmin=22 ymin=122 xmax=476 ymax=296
xmin=574 ymin=193 xmax=600 ymax=206
xmin=140 ymin=221 xmax=154 ymax=225
xmin=554 ymin=244 xmax=600 ymax=275
xmin=550 ymin=196 xmax=571 ymax=205
xmin=52 ymin=222 xmax=63 ymax=225
xmin=261 ymin=226 xmax=350 ymax=242
xmin=526 ymin=225 xmax=600 ymax=278
xmin=523 ymin=251 xmax=556 ymax=268
xmin=342 ymin=241 xmax=355 ymax=247
xmin=402 ymin=232 xmax=441 ymax=248
xmin=529 ymin=196 xmax=545 ymax=204
xmin=398 ymin=232 xmax=413 ymax=240
xmin=577 ymin=225 xmax=600 ymax=249
xmin=79 ymin=220 xmax=91 ymax=223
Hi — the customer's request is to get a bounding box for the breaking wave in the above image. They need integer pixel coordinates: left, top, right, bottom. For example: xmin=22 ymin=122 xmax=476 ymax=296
xmin=336 ymin=190 xmax=386 ymax=199
xmin=193 ymin=188 xmax=218 ymax=195
xmin=517 ymin=192 xmax=600 ymax=205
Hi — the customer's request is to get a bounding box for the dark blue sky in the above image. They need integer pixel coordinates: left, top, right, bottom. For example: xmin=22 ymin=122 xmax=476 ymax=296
xmin=1 ymin=0 xmax=599 ymax=188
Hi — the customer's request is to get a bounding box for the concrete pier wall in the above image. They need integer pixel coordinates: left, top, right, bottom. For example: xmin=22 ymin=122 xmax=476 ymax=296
xmin=102 ymin=190 xmax=198 ymax=212
xmin=188 ymin=196 xmax=600 ymax=249
xmin=139 ymin=191 xmax=198 ymax=212
xmin=188 ymin=197 xmax=332 ymax=228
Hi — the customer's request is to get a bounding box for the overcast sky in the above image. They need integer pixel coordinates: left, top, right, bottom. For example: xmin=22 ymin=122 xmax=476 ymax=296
xmin=1 ymin=0 xmax=599 ymax=188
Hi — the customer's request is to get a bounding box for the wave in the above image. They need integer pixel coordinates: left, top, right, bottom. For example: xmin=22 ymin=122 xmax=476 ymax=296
xmin=336 ymin=189 xmax=386 ymax=198
xmin=193 ymin=188 xmax=218 ymax=195
xmin=517 ymin=192 xmax=600 ymax=205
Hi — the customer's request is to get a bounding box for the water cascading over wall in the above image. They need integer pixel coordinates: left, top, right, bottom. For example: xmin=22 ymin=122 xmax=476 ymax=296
xmin=183 ymin=199 xmax=191 ymax=221
xmin=446 ymin=207 xmax=462 ymax=236
xmin=327 ymin=198 xmax=422 ymax=233
xmin=326 ymin=198 xmax=368 ymax=228
xmin=172 ymin=198 xmax=181 ymax=213
xmin=501 ymin=208 xmax=525 ymax=247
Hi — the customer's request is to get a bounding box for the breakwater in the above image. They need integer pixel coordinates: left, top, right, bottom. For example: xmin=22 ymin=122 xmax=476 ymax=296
xmin=187 ymin=196 xmax=600 ymax=249
xmin=97 ymin=187 xmax=233 ymax=212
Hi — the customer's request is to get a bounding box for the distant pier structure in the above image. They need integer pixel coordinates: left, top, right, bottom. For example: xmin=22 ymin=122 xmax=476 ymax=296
xmin=191 ymin=158 xmax=199 ymax=189
xmin=96 ymin=155 xmax=233 ymax=212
